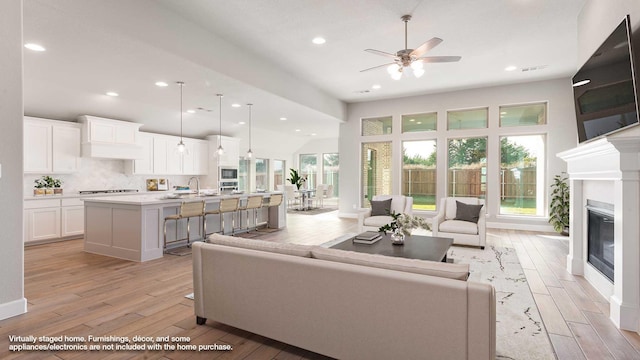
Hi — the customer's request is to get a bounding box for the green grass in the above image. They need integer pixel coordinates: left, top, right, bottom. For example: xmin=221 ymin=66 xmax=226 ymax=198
xmin=408 ymin=195 xmax=539 ymax=215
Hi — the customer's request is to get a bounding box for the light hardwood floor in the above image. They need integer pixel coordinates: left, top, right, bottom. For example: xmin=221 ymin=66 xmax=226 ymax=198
xmin=1 ymin=211 xmax=639 ymax=359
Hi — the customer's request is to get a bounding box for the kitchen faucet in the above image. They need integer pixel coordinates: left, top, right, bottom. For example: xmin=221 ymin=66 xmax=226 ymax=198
xmin=188 ymin=177 xmax=200 ymax=194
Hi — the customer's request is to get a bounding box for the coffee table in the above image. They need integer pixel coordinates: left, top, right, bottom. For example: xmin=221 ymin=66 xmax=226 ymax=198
xmin=330 ymin=234 xmax=454 ymax=262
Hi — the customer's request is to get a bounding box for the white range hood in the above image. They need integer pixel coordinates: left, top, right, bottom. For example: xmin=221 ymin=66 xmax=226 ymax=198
xmin=78 ymin=115 xmax=143 ymax=160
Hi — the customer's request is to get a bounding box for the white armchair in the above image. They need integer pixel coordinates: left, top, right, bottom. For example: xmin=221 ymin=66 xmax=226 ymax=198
xmin=432 ymin=197 xmax=486 ymax=249
xmin=357 ymin=195 xmax=413 ymax=233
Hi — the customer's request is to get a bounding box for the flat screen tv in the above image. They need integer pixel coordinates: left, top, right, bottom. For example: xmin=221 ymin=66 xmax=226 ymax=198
xmin=572 ymin=15 xmax=640 ymax=143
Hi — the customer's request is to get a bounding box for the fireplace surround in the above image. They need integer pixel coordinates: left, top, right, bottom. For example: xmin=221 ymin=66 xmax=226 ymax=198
xmin=558 ymin=133 xmax=640 ymax=332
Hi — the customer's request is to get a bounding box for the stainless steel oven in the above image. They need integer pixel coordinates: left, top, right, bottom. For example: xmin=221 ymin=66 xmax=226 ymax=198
xmin=219 ymin=167 xmax=238 ymax=180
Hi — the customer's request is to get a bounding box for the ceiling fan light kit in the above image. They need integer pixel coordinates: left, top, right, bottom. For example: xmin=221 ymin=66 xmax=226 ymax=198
xmin=362 ymin=14 xmax=461 ymax=80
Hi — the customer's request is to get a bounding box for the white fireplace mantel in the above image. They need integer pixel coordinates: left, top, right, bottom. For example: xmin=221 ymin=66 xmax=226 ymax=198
xmin=558 ymin=136 xmax=640 ymax=332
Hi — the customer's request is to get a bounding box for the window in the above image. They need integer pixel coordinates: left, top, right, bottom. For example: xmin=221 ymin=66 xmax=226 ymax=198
xmin=255 ymin=158 xmax=268 ymax=190
xmin=500 ymin=135 xmax=545 ymax=216
xmin=500 ymin=103 xmax=547 ymax=127
xmin=323 ymin=153 xmax=339 ymax=197
xmin=238 ymin=158 xmax=249 ymax=192
xmin=448 ymin=137 xmax=487 ymax=199
xmin=362 ymin=142 xmax=392 ymax=207
xmin=447 ymin=108 xmax=488 ymax=130
xmin=402 ymin=112 xmax=437 ymax=133
xmin=273 ymin=159 xmax=285 ymax=191
xmin=362 ymin=116 xmax=392 ymax=136
xmin=299 ymin=154 xmax=318 ymax=189
xmin=403 ymin=140 xmax=437 ymax=210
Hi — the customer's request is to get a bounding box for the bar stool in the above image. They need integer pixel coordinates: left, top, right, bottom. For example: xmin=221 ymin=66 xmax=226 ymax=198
xmin=163 ymin=200 xmax=205 ymax=253
xmin=261 ymin=194 xmax=283 ymax=229
xmin=204 ymin=197 xmax=239 ymax=236
xmin=239 ymin=195 xmax=264 ymax=232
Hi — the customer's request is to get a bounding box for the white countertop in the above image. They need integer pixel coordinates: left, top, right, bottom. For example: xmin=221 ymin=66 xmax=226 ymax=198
xmin=81 ymin=192 xmax=279 ymax=206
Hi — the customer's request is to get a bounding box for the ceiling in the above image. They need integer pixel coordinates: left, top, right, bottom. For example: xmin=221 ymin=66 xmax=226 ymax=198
xmin=22 ymin=0 xmax=586 ymax=140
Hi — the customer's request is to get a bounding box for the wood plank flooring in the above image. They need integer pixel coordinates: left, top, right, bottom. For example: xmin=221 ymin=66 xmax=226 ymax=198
xmin=1 ymin=211 xmax=639 ymax=359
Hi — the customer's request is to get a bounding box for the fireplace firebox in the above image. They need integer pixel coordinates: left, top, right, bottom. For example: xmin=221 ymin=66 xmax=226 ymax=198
xmin=586 ymin=200 xmax=614 ymax=282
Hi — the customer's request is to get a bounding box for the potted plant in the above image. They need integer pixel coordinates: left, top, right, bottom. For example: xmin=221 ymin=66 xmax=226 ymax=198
xmin=379 ymin=211 xmax=431 ymax=245
xmin=51 ymin=177 xmax=63 ymax=195
xmin=287 ymin=169 xmax=306 ymax=190
xmin=549 ymin=174 xmax=570 ymax=235
xmin=33 ymin=178 xmax=47 ymax=196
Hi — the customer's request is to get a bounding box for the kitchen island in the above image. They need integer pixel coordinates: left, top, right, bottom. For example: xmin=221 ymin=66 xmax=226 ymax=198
xmin=83 ymin=192 xmax=285 ymax=262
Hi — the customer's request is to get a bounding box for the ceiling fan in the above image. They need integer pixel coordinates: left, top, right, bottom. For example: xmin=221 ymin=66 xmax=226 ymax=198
xmin=361 ymin=15 xmax=461 ymax=80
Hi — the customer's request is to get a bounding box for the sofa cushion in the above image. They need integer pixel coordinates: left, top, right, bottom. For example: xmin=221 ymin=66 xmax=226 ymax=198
xmin=455 ymin=201 xmax=483 ymax=223
xmin=208 ymin=234 xmax=312 ymax=257
xmin=439 ymin=220 xmax=479 ymax=235
xmin=310 ymin=247 xmax=469 ymax=281
xmin=370 ymin=198 xmax=392 ymax=216
xmin=363 ymin=215 xmax=394 ymax=228
xmin=372 ymin=195 xmax=406 ymax=215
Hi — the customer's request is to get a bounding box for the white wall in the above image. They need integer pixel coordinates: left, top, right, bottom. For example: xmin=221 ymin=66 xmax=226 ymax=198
xmin=339 ymin=78 xmax=577 ymax=229
xmin=577 ymin=1 xmax=640 ymax=67
xmin=0 ymin=0 xmax=26 ymax=320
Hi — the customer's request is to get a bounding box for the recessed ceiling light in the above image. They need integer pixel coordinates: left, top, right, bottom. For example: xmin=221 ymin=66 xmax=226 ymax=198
xmin=239 ymin=121 xmax=246 ymax=125
xmin=295 ymin=129 xmax=301 ymax=132
xmin=155 ymin=81 xmax=168 ymax=87
xmin=24 ymin=43 xmax=45 ymax=51
xmin=106 ymin=92 xmax=119 ymax=97
xmin=504 ymin=65 xmax=517 ymax=72
xmin=372 ymin=84 xmax=381 ymax=90
xmin=312 ymin=37 xmax=326 ymax=45
xmin=187 ymin=109 xmax=196 ymax=114
xmin=311 ymin=133 xmax=317 ymax=136
xmin=231 ymin=103 xmax=241 ymax=108
xmin=280 ymin=117 xmax=287 ymax=121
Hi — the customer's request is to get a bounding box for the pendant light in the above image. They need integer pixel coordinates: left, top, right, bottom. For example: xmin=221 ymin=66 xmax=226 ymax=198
xmin=176 ymin=81 xmax=188 ymax=155
xmin=246 ymin=103 xmax=253 ymax=158
xmin=216 ymin=94 xmax=224 ymax=155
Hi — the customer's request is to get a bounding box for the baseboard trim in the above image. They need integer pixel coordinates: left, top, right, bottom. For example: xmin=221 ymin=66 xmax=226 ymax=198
xmin=0 ymin=298 xmax=27 ymax=321
xmin=338 ymin=212 xmax=358 ymax=219
xmin=487 ymin=221 xmax=556 ymax=232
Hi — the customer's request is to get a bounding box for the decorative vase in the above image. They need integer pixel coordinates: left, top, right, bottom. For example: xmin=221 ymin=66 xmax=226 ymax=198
xmin=45 ymin=188 xmax=54 ymax=195
xmin=34 ymin=188 xmax=45 ymax=196
xmin=54 ymin=188 xmax=63 ymax=195
xmin=390 ymin=228 xmax=405 ymax=245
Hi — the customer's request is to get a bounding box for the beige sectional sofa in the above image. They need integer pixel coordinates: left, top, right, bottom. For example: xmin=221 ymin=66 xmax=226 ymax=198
xmin=192 ymin=235 xmax=496 ymax=360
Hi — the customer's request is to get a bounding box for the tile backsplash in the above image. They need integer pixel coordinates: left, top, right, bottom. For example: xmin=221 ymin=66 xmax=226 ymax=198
xmin=24 ymin=157 xmax=195 ymax=197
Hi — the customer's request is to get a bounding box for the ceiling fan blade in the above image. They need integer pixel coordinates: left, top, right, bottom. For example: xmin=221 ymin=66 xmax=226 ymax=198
xmin=365 ymin=49 xmax=398 ymax=58
xmin=410 ymin=37 xmax=443 ymax=58
xmin=360 ymin=62 xmax=396 ymax=72
xmin=418 ymin=56 xmax=462 ymax=63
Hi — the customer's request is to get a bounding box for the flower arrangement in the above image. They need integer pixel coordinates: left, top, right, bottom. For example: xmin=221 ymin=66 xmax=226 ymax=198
xmin=287 ymin=168 xmax=307 ymax=190
xmin=379 ymin=210 xmax=431 ymax=237
xmin=33 ymin=175 xmax=63 ymax=196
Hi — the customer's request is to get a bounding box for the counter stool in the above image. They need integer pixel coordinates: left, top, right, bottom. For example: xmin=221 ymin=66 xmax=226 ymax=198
xmin=259 ymin=194 xmax=283 ymax=230
xmin=239 ymin=195 xmax=264 ymax=232
xmin=163 ymin=200 xmax=205 ymax=254
xmin=204 ymin=197 xmax=239 ymax=236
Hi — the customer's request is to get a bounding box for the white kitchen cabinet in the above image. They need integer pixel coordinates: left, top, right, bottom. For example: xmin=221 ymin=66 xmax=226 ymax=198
xmin=24 ymin=198 xmax=85 ymax=244
xmin=24 ymin=117 xmax=81 ymax=174
xmin=24 ymin=199 xmax=61 ymax=243
xmin=153 ymin=136 xmax=169 ymax=174
xmin=195 ymin=141 xmax=209 ymax=174
xmin=52 ymin=125 xmax=81 ymax=173
xmin=126 ymin=132 xmax=154 ymax=174
xmin=209 ymin=136 xmax=240 ymax=167
xmin=61 ymin=198 xmax=84 ymax=237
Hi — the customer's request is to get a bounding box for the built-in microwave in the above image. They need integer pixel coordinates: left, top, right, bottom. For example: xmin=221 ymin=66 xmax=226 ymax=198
xmin=219 ymin=167 xmax=238 ymax=180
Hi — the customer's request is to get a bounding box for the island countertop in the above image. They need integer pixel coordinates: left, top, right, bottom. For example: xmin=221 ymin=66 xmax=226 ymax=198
xmin=81 ymin=192 xmax=281 ymax=206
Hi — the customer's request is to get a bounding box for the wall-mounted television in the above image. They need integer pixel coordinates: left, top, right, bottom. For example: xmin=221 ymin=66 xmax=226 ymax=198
xmin=572 ymin=15 xmax=640 ymax=143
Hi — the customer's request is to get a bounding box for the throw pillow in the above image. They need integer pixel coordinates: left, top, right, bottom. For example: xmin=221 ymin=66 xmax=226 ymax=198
xmin=370 ymin=198 xmax=392 ymax=216
xmin=454 ymin=201 xmax=483 ymax=223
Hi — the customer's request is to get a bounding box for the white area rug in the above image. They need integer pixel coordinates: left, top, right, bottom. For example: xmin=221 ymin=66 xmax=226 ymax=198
xmin=448 ymin=245 xmax=555 ymax=360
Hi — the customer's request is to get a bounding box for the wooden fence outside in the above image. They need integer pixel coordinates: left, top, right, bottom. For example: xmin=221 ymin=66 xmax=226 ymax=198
xmin=402 ymin=167 xmax=536 ymax=199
